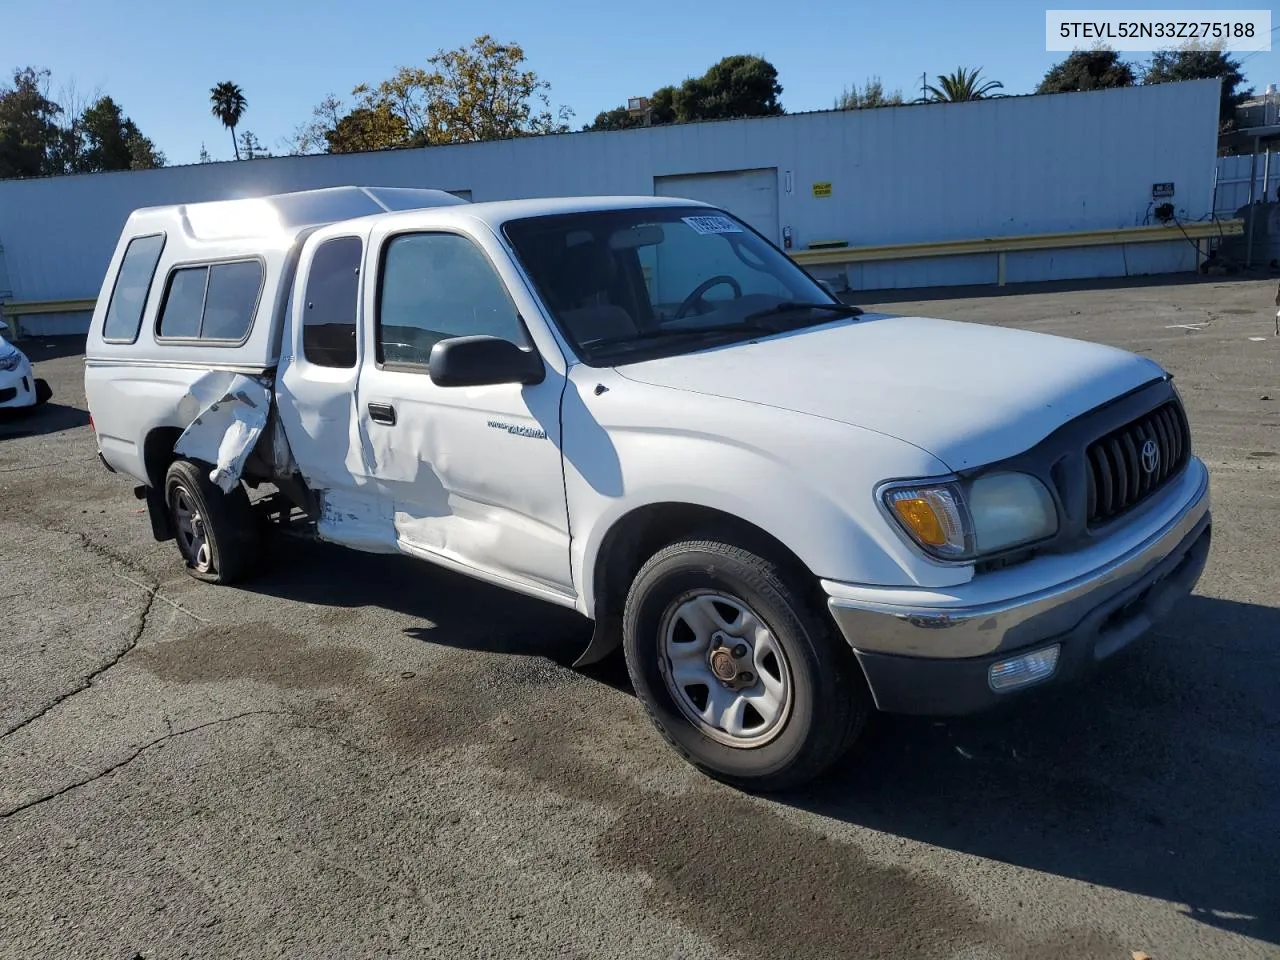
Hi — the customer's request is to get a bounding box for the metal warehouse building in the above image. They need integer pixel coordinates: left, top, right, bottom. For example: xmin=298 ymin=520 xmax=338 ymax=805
xmin=0 ymin=78 xmax=1229 ymax=335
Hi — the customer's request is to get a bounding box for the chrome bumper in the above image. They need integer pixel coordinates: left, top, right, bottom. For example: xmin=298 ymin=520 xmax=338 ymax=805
xmin=827 ymin=459 xmax=1211 ymax=663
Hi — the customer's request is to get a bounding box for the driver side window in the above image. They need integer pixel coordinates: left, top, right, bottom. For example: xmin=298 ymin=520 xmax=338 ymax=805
xmin=377 ymin=232 xmax=526 ymax=367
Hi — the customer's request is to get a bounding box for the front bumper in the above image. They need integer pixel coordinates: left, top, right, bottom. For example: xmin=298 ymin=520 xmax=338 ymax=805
xmin=0 ymin=359 xmax=37 ymax=409
xmin=826 ymin=459 xmax=1212 ymax=715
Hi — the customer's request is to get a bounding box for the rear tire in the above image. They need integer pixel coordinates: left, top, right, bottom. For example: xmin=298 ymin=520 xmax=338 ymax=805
xmin=163 ymin=458 xmax=262 ymax=584
xmin=622 ymin=535 xmax=869 ymax=792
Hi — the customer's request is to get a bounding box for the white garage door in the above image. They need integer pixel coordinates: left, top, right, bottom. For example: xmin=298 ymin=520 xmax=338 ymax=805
xmin=654 ymin=169 xmax=780 ymax=244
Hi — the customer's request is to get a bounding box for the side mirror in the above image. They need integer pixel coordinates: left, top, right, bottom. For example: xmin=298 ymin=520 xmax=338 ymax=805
xmin=817 ymin=279 xmax=838 ymax=297
xmin=428 ymin=335 xmax=546 ymax=387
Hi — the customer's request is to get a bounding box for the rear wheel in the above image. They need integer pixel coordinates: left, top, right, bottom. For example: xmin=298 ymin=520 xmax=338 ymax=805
xmin=622 ymin=535 xmax=870 ymax=792
xmin=163 ymin=458 xmax=262 ymax=584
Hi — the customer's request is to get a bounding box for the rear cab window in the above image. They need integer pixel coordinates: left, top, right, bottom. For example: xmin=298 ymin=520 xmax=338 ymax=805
xmin=301 ymin=236 xmax=362 ymax=369
xmin=102 ymin=234 xmax=166 ymax=343
xmin=156 ymin=259 xmax=264 ymax=342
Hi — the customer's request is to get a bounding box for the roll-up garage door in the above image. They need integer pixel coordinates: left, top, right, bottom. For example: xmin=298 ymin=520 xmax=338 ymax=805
xmin=654 ymin=168 xmax=780 ymax=244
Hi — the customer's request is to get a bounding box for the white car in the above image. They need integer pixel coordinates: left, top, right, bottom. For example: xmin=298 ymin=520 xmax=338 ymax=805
xmin=83 ymin=187 xmax=1212 ymax=791
xmin=0 ymin=320 xmax=52 ymax=413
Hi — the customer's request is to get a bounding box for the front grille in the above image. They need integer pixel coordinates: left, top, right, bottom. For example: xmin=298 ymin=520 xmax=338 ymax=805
xmin=0 ymin=387 xmax=16 ymax=403
xmin=1085 ymin=400 xmax=1190 ymax=526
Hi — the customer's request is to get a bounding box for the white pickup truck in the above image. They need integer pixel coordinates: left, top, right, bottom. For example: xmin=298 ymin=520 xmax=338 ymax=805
xmin=84 ymin=186 xmax=1212 ymax=790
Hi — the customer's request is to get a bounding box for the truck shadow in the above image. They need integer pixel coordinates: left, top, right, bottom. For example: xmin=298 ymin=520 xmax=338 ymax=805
xmin=250 ymin=536 xmax=596 ymax=665
xmin=791 ymin=592 xmax=1280 ymax=946
xmin=246 ymin=538 xmax=1278 ymax=944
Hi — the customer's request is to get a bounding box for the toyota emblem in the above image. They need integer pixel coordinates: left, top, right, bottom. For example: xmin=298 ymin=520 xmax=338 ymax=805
xmin=1141 ymin=439 xmax=1160 ymax=474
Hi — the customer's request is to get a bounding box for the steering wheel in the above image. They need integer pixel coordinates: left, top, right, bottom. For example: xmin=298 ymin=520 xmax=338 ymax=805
xmin=673 ymin=275 xmax=743 ymax=320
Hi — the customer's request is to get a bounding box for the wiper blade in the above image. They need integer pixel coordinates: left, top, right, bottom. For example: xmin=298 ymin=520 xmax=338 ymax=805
xmin=743 ymin=301 xmax=864 ymax=324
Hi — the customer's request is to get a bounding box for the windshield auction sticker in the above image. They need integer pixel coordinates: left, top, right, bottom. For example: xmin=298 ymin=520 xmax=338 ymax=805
xmin=682 ymin=215 xmax=744 ymax=235
xmin=1046 ymin=9 xmax=1271 ymax=51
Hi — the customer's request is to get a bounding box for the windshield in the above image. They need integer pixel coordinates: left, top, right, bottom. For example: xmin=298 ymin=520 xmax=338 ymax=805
xmin=501 ymin=206 xmax=848 ymax=364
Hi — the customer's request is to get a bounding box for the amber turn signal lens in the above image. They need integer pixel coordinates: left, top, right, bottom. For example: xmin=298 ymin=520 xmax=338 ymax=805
xmin=891 ymin=497 xmax=947 ymax=547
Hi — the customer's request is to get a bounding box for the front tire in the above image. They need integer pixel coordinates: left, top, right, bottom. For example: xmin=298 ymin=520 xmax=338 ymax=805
xmin=622 ymin=535 xmax=869 ymax=792
xmin=163 ymin=459 xmax=262 ymax=585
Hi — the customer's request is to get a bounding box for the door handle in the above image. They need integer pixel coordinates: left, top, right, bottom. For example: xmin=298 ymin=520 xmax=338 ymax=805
xmin=367 ymin=402 xmax=396 ymax=426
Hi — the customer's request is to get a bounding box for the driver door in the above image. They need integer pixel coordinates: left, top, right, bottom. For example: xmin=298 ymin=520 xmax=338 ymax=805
xmin=354 ymin=227 xmax=574 ymax=599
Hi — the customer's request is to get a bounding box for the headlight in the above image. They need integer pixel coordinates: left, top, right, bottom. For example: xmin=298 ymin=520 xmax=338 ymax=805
xmin=882 ymin=472 xmax=1058 ymax=561
xmin=0 ymin=352 xmax=21 ymax=372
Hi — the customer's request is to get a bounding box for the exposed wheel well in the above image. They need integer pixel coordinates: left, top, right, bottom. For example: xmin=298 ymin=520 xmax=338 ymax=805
xmin=143 ymin=426 xmax=185 ymax=490
xmin=591 ymin=502 xmax=821 ymax=630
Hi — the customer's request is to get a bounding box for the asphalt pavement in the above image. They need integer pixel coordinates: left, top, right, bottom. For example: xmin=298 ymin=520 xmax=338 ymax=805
xmin=1 ymin=273 xmax=1277 ymax=960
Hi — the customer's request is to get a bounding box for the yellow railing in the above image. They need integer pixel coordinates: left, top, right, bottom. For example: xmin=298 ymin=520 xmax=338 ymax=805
xmin=1 ymin=298 xmax=97 ymax=337
xmin=789 ymin=219 xmax=1243 ymax=286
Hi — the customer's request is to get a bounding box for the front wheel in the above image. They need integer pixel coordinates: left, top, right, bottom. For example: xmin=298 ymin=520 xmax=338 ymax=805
xmin=622 ymin=535 xmax=870 ymax=792
xmin=164 ymin=459 xmax=262 ymax=584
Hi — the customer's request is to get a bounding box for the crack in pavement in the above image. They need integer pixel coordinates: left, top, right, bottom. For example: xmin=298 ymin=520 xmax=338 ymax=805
xmin=68 ymin=529 xmax=159 ymax=580
xmin=0 ymin=710 xmax=290 ymax=821
xmin=0 ymin=579 xmax=158 ymax=741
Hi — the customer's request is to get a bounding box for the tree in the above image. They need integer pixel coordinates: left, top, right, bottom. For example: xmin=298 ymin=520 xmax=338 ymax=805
xmin=1142 ymin=46 xmax=1252 ymax=133
xmin=1038 ymin=49 xmax=1136 ymax=94
xmin=924 ymin=67 xmax=1004 ymax=102
xmin=835 ymin=76 xmax=905 ymax=109
xmin=209 ymin=81 xmax=247 ymax=159
xmin=0 ymin=68 xmax=161 ymax=178
xmin=77 ymin=96 xmax=164 ymax=171
xmin=584 ymin=57 xmax=783 ymax=131
xmin=0 ymin=67 xmax=62 ymax=179
xmin=585 ymin=104 xmax=643 ymax=132
xmin=584 ymin=86 xmax=679 ymax=132
xmin=649 ymin=85 xmax=678 ymax=124
xmin=296 ymin=35 xmax=571 ymax=151
xmin=675 ymin=54 xmax=783 ymax=121
xmin=326 ymin=103 xmax=410 ymax=152
xmin=236 ymin=129 xmax=269 ymax=159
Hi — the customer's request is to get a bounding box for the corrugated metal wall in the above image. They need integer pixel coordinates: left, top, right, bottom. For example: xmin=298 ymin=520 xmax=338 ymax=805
xmin=0 ymin=78 xmax=1221 ymax=315
xmin=1214 ymin=152 xmax=1280 ymax=214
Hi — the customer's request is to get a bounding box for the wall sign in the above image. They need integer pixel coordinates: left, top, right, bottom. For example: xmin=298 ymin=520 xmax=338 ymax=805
xmin=1152 ymin=182 xmax=1175 ymax=198
xmin=812 ymin=182 xmax=833 ymax=198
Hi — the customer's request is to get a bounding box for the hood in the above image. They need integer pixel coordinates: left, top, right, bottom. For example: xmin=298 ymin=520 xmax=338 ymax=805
xmin=615 ymin=313 xmax=1165 ymax=470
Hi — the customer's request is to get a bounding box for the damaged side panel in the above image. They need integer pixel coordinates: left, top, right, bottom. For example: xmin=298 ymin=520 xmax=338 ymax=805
xmin=316 ymin=487 xmax=399 ymax=553
xmin=172 ymin=371 xmax=275 ymax=492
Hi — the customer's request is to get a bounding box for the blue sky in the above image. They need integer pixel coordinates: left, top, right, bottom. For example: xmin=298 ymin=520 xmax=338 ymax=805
xmin=6 ymin=0 xmax=1277 ymax=166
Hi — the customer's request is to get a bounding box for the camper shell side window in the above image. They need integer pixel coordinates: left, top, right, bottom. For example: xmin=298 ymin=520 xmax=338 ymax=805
xmin=101 ymin=233 xmax=167 ymax=344
xmin=153 ymin=257 xmax=266 ymax=345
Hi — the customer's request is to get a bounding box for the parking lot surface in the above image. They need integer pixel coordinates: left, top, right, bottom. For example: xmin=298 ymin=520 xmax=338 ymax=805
xmin=2 ymin=275 xmax=1277 ymax=960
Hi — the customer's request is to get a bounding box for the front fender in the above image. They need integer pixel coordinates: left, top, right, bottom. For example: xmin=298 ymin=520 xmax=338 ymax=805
xmin=562 ymin=372 xmax=965 ymax=622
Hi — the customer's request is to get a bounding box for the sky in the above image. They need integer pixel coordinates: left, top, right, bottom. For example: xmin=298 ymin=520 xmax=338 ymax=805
xmin=6 ymin=0 xmax=1278 ymax=166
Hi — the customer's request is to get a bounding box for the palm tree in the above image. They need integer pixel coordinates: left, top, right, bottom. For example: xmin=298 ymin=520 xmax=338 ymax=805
xmin=210 ymin=82 xmax=248 ymax=159
xmin=923 ymin=67 xmax=1004 ymax=103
